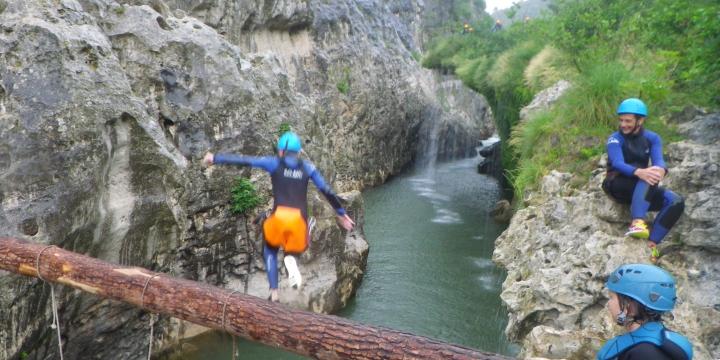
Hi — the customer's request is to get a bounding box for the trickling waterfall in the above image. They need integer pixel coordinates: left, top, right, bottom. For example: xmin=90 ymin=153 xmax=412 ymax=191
xmin=416 ymin=104 xmax=443 ymax=170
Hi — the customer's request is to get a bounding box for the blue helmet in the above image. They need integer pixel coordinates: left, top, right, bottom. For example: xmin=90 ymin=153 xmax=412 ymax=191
xmin=617 ymin=98 xmax=648 ymax=117
xmin=606 ymin=264 xmax=676 ymax=312
xmin=277 ymin=131 xmax=302 ymax=153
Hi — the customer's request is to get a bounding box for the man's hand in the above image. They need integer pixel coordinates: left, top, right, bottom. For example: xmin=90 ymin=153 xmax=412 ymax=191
xmin=648 ymin=166 xmax=666 ymax=179
xmin=634 ymin=167 xmax=663 ymax=186
xmin=203 ymin=152 xmax=214 ymax=167
xmin=337 ymin=214 xmax=355 ymax=231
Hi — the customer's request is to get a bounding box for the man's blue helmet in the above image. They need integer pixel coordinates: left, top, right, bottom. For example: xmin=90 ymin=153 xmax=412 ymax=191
xmin=607 ymin=264 xmax=676 ymax=312
xmin=617 ymin=98 xmax=648 ymax=117
xmin=278 ymin=132 xmax=302 ymax=153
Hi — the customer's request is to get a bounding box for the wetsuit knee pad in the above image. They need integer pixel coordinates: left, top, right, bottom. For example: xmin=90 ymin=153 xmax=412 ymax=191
xmin=669 ymin=192 xmax=684 ymax=207
xmin=659 ymin=192 xmax=685 ymax=228
xmin=262 ymin=206 xmax=308 ymax=253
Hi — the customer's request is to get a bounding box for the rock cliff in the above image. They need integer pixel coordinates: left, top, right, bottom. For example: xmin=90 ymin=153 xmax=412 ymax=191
xmin=0 ymin=0 xmax=494 ymax=358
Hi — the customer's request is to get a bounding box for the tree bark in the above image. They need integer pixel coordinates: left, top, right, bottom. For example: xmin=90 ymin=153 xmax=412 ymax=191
xmin=0 ymin=237 xmax=513 ymax=360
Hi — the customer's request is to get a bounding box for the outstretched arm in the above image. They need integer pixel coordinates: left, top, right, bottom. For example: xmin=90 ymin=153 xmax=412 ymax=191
xmin=306 ymin=163 xmax=355 ymax=231
xmin=203 ymin=152 xmax=278 ymax=173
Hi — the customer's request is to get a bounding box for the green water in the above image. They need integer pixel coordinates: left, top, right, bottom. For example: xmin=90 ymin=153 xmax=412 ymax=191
xmin=338 ymin=157 xmax=514 ymax=354
xmin=168 ymin=157 xmax=516 ymax=359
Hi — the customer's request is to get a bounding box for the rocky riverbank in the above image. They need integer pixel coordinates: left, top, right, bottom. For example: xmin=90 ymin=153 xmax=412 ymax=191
xmin=494 ymin=90 xmax=720 ymax=358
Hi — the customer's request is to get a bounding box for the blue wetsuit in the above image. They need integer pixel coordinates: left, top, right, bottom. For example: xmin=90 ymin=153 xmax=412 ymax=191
xmin=603 ymin=129 xmax=684 ymax=244
xmin=597 ymin=321 xmax=693 ymax=360
xmin=214 ymin=153 xmax=346 ymax=289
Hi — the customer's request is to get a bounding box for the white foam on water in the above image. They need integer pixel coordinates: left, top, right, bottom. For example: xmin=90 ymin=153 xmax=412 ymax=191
xmin=412 ymin=185 xmax=431 ymax=193
xmin=477 ymin=274 xmax=498 ymax=291
xmin=472 ymin=257 xmax=494 ymax=269
xmin=431 ymin=208 xmax=462 ymax=224
xmin=409 ymin=177 xmax=436 ymax=185
xmin=418 ymin=191 xmax=450 ymax=202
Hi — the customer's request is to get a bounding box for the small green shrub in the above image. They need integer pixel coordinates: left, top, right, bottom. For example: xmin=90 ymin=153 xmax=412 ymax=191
xmin=421 ymin=36 xmax=466 ymax=70
xmin=336 ymin=79 xmax=349 ymax=94
xmin=524 ymin=46 xmax=573 ymax=92
xmin=336 ymin=67 xmax=351 ymax=95
xmin=563 ymin=61 xmax=631 ymax=128
xmin=230 ymin=178 xmax=262 ymax=215
xmin=510 ymin=160 xmax=543 ymax=201
xmin=510 ymin=111 xmax=554 ymax=161
xmin=580 ymin=144 xmax=606 ymax=160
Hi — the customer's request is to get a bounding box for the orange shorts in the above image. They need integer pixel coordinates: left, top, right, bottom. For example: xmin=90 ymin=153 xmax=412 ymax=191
xmin=262 ymin=206 xmax=308 ymax=254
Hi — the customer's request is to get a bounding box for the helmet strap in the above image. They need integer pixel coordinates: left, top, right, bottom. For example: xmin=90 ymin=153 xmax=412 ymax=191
xmin=616 ymin=296 xmax=634 ymax=326
xmin=280 ymin=140 xmax=288 ymax=158
xmin=615 ymin=309 xmax=628 ymax=326
xmin=631 ymin=115 xmax=645 ymax=134
xmin=632 ymin=122 xmax=639 ymax=134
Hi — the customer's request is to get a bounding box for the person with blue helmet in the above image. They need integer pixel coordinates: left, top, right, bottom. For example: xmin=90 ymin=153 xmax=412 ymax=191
xmin=598 ymin=263 xmax=693 ymax=360
xmin=602 ymin=98 xmax=685 ymax=262
xmin=203 ymin=131 xmax=354 ymax=302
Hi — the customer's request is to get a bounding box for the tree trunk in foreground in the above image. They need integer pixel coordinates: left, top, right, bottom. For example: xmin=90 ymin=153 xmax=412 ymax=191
xmin=0 ymin=237 xmax=513 ymax=359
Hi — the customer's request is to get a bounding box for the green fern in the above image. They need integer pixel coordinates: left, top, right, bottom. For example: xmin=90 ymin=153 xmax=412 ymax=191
xmin=230 ymin=178 xmax=262 ymax=215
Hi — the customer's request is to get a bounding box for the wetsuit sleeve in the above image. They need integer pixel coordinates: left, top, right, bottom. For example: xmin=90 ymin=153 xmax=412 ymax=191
xmin=213 ymin=154 xmax=278 ymax=173
xmin=305 ymin=162 xmax=347 ymax=216
xmin=607 ymin=134 xmax=637 ymax=177
xmin=646 ymin=132 xmax=667 ymax=170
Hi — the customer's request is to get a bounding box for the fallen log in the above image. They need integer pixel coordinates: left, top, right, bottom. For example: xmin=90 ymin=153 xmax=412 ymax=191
xmin=0 ymin=237 xmax=513 ymax=359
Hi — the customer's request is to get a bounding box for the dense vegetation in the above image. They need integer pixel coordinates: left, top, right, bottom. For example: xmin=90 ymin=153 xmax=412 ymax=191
xmin=422 ymin=0 xmax=719 ymax=201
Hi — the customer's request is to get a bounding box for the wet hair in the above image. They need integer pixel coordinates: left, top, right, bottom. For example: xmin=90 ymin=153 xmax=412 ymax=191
xmin=619 ymin=294 xmax=664 ymax=324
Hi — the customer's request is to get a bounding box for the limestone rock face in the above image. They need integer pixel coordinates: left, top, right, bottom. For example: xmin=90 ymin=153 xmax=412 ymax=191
xmin=518 ymin=80 xmax=571 ymax=122
xmin=0 ymin=0 xmax=493 ymax=358
xmin=493 ymin=111 xmax=720 ymax=360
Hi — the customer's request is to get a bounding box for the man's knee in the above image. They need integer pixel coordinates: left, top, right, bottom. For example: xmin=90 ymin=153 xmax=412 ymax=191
xmin=660 ymin=192 xmax=684 ymax=228
xmin=669 ymin=192 xmax=685 ymax=210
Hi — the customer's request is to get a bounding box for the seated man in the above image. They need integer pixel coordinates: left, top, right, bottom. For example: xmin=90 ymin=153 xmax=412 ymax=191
xmin=602 ymin=98 xmax=684 ymax=262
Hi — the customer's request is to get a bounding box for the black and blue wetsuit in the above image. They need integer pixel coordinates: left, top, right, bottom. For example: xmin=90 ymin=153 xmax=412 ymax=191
xmin=214 ymin=153 xmax=346 ymax=289
xmin=616 ymin=343 xmax=673 ymax=359
xmin=597 ymin=321 xmax=693 ymax=360
xmin=603 ymin=129 xmax=684 ymax=244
